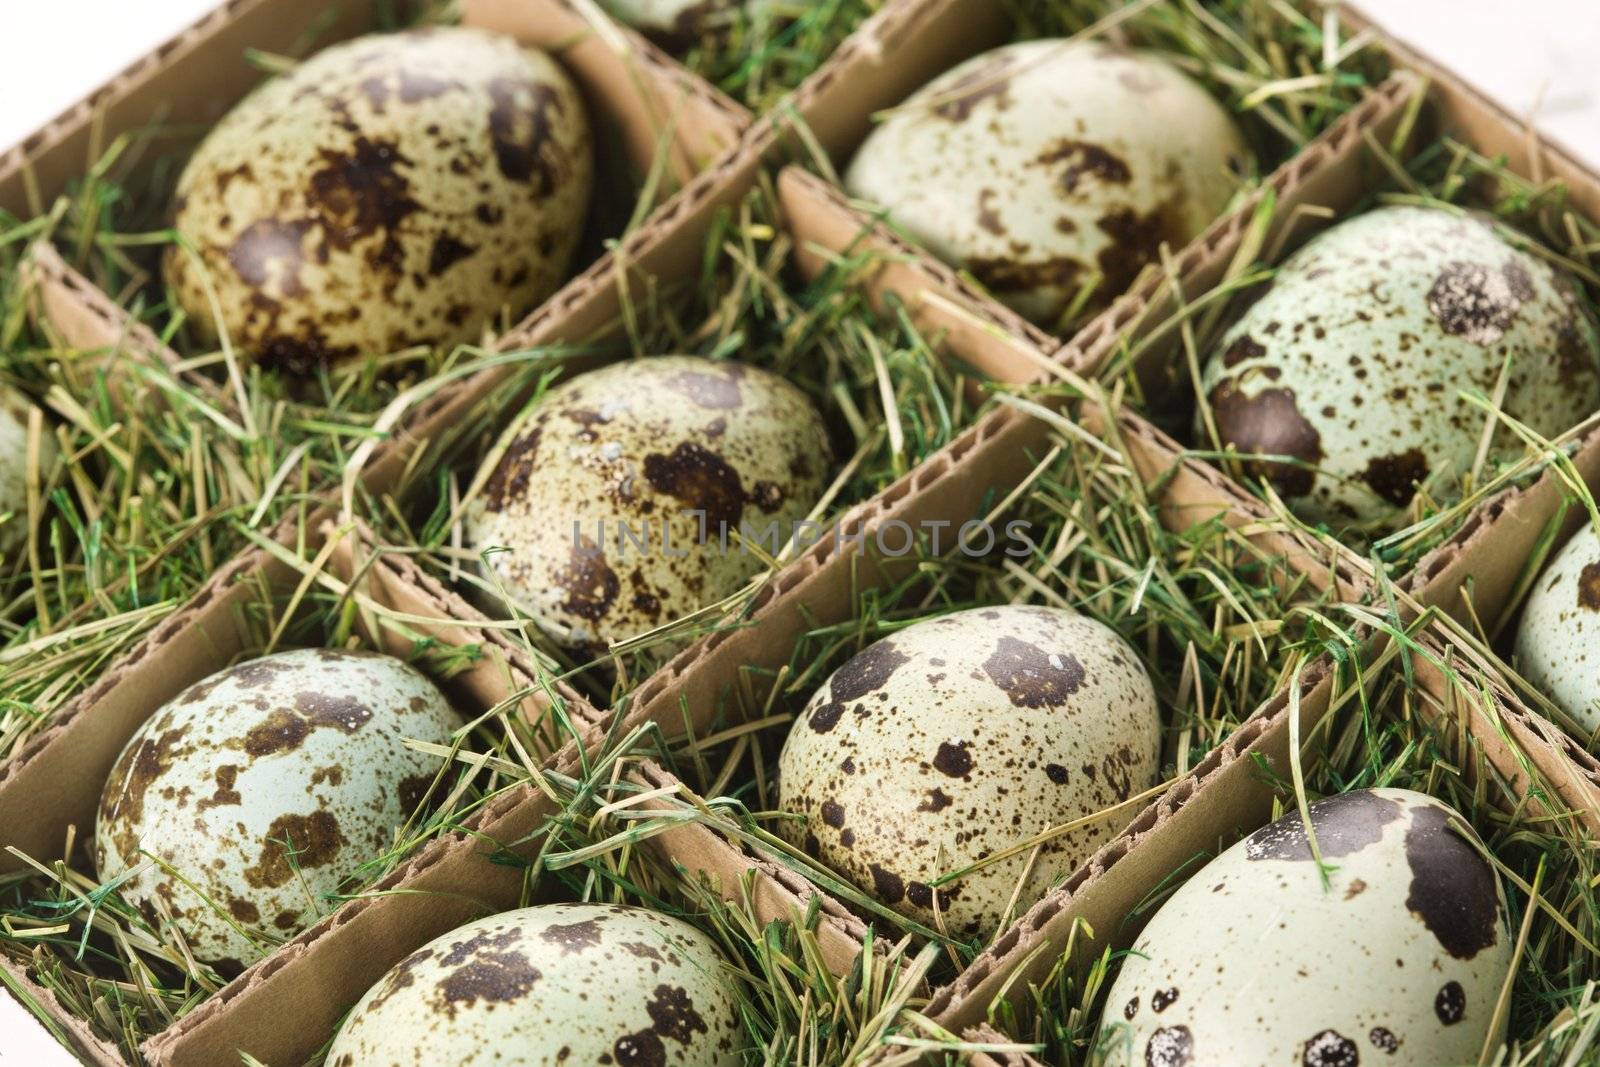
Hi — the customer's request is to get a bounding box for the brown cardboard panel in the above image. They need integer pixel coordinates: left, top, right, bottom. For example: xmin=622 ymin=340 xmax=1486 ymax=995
xmin=0 ymin=954 xmax=127 ymax=1067
xmin=0 ymin=0 xmax=748 ymax=221
xmin=20 ymin=240 xmax=227 ymax=411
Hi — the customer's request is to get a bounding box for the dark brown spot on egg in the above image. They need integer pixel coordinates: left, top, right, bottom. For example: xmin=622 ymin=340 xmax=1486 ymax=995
xmin=1404 ymin=804 xmax=1499 ymax=959
xmin=1361 ymin=448 xmax=1429 ymax=508
xmin=243 ymin=810 xmax=345 ymax=888
xmin=1145 ymin=1025 xmax=1193 ymax=1067
xmin=869 ymin=863 xmax=906 ymax=904
xmin=436 ymin=948 xmax=541 ymax=1015
xmin=820 ymin=800 xmax=846 ymax=828
xmin=982 ymin=636 xmax=1085 ymax=708
xmin=1577 ymin=562 xmax=1600 ymax=611
xmin=1302 ymin=1030 xmax=1359 ymax=1067
xmin=643 ymin=441 xmax=747 ymax=534
xmin=1124 ymin=996 xmax=1139 ymax=1020
xmin=366 ymin=947 xmax=433 ymax=1010
xmin=482 ymin=426 xmax=542 ymax=513
xmin=613 ymin=1033 xmax=665 ymax=1067
xmin=976 ymin=188 xmax=1005 ymax=237
xmin=305 ymin=137 xmax=419 ymax=275
xmin=539 ymin=918 xmax=602 ymax=955
xmin=1096 ymin=200 xmax=1187 ymax=302
xmin=1033 ymin=139 xmax=1130 ymax=195
xmin=1245 ymin=791 xmax=1402 ymax=862
xmin=295 ymin=691 xmax=373 ymax=732
xmin=1425 ymin=259 xmax=1531 ymax=345
xmin=100 ymin=721 xmax=190 ymax=848
xmin=196 ymin=765 xmax=241 ymax=812
xmin=1044 ymin=763 xmax=1069 ymax=785
xmin=1221 ymin=334 xmax=1266 ymax=367
xmin=645 ymin=984 xmax=707 ymax=1044
xmin=487 ymin=77 xmax=567 ymax=194
xmin=1369 ymin=1027 xmax=1399 ymax=1053
xmin=1209 ymin=381 xmax=1324 ymax=498
xmin=427 ymin=233 xmax=476 ymax=276
xmin=274 ymin=909 xmax=301 ymax=930
xmin=228 ymin=897 xmax=260 ymax=924
xmin=918 ymin=788 xmax=953 ymax=812
xmin=555 ymin=535 xmax=620 ymax=622
xmin=832 ymin=641 xmax=910 ymax=703
xmin=1435 ymin=980 xmax=1466 ymax=1025
xmin=1151 ymin=987 xmax=1179 ymax=1012
xmin=932 ymin=740 xmax=973 ymax=779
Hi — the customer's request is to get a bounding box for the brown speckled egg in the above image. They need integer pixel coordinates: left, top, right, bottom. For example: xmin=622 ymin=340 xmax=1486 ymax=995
xmin=94 ymin=648 xmax=461 ymax=970
xmin=775 ymin=605 xmax=1160 ymax=938
xmin=844 ymin=40 xmax=1251 ymax=327
xmin=1515 ymin=522 xmax=1600 ymax=732
xmin=164 ymin=27 xmax=592 ymax=373
xmin=327 ymin=903 xmax=742 ymax=1066
xmin=1096 ymin=789 xmax=1511 ymax=1066
xmin=463 ymin=356 xmax=830 ymax=653
xmin=0 ymin=384 xmax=57 ymax=557
xmin=1201 ymin=205 xmax=1600 ymax=526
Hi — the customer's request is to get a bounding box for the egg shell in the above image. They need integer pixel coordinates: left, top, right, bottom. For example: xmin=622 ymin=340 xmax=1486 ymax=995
xmin=1201 ymin=205 xmax=1600 ymax=526
xmin=1096 ymin=788 xmax=1512 ymax=1066
xmin=165 ymin=27 xmax=593 ymax=372
xmin=775 ymin=605 xmax=1160 ymax=938
xmin=1515 ymin=521 xmax=1600 ymax=732
xmin=843 ymin=40 xmax=1251 ymax=327
xmin=94 ymin=648 xmax=462 ymax=969
xmin=0 ymin=384 xmax=58 ymax=557
xmin=327 ymin=903 xmax=742 ymax=1067
xmin=463 ymin=355 xmax=830 ymax=652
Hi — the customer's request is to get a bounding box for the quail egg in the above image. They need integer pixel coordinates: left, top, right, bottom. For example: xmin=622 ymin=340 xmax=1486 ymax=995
xmin=844 ymin=40 xmax=1251 ymax=327
xmin=1096 ymin=788 xmax=1512 ymax=1066
xmin=775 ymin=605 xmax=1160 ymax=938
xmin=0 ymin=384 xmax=57 ymax=558
xmin=95 ymin=648 xmax=462 ymax=969
xmin=165 ymin=27 xmax=593 ymax=373
xmin=1515 ymin=521 xmax=1600 ymax=733
xmin=327 ymin=903 xmax=742 ymax=1066
xmin=1201 ymin=205 xmax=1600 ymax=526
xmin=464 ymin=355 xmax=830 ymax=654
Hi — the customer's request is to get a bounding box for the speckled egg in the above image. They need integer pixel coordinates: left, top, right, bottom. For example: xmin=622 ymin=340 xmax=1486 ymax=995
xmin=0 ymin=384 xmax=57 ymax=557
xmin=165 ymin=27 xmax=592 ymax=373
xmin=327 ymin=903 xmax=742 ymax=1067
xmin=775 ymin=605 xmax=1160 ymax=938
xmin=1201 ymin=205 xmax=1600 ymax=527
xmin=463 ymin=356 xmax=829 ymax=653
xmin=844 ymin=40 xmax=1251 ymax=327
xmin=1515 ymin=521 xmax=1600 ymax=733
xmin=94 ymin=648 xmax=462 ymax=969
xmin=1096 ymin=789 xmax=1512 ymax=1066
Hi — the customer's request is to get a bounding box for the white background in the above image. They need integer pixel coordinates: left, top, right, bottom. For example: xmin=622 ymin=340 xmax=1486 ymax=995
xmin=2 ymin=0 xmax=1599 ymax=1063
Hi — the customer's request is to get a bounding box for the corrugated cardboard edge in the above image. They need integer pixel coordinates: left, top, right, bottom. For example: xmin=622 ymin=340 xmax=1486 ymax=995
xmin=20 ymin=240 xmax=226 ymax=410
xmin=963 ymin=1026 xmax=1049 ymax=1067
xmin=0 ymin=0 xmax=751 ymax=218
xmin=0 ymin=955 xmax=126 ymax=1067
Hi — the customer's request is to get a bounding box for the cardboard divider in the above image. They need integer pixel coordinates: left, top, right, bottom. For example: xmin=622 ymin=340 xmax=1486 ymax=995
xmin=0 ymin=0 xmax=749 ymax=220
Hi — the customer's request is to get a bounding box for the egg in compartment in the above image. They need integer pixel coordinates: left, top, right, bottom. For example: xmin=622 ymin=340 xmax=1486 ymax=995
xmin=1096 ymin=788 xmax=1512 ymax=1066
xmin=775 ymin=605 xmax=1161 ymax=938
xmin=1514 ymin=521 xmax=1600 ymax=733
xmin=0 ymin=383 xmax=58 ymax=558
xmin=845 ymin=39 xmax=1251 ymax=328
xmin=1200 ymin=205 xmax=1600 ymax=527
xmin=94 ymin=648 xmax=462 ymax=970
xmin=463 ymin=355 xmax=830 ymax=655
xmin=165 ymin=27 xmax=593 ymax=373
xmin=328 ymin=903 xmax=742 ymax=1067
